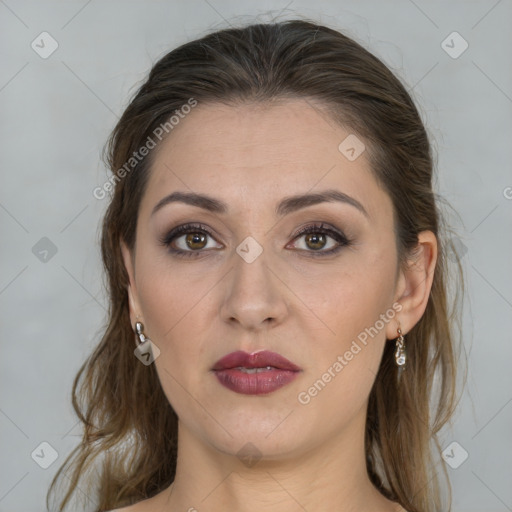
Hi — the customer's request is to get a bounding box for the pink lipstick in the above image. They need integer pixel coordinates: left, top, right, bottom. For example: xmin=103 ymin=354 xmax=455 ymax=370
xmin=212 ymin=350 xmax=301 ymax=395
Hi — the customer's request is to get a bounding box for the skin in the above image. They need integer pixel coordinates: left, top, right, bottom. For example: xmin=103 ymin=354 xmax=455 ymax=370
xmin=119 ymin=99 xmax=437 ymax=512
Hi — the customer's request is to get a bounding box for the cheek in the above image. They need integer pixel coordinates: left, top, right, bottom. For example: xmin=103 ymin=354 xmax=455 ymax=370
xmin=135 ymin=253 xmax=212 ymax=341
xmin=297 ymin=252 xmax=396 ymax=340
xmin=295 ymin=267 xmax=393 ymax=423
xmin=292 ymin=249 xmax=397 ymax=404
xmin=135 ymin=261 xmax=219 ymax=399
xmin=136 ymin=269 xmax=212 ymax=413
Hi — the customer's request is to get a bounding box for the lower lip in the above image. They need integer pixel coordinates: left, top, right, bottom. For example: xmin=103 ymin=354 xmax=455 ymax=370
xmin=213 ymin=368 xmax=299 ymax=395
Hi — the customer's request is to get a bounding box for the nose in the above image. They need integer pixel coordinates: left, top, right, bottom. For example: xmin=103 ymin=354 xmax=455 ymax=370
xmin=219 ymin=247 xmax=288 ymax=331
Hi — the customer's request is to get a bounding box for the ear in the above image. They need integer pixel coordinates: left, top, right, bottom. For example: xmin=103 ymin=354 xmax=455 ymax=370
xmin=386 ymin=230 xmax=438 ymax=338
xmin=120 ymin=238 xmax=142 ymax=329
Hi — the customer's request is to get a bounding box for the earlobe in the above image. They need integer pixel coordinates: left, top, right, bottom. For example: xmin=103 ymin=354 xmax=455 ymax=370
xmin=120 ymin=238 xmax=140 ymax=328
xmin=390 ymin=230 xmax=437 ymax=336
xmin=127 ymin=287 xmax=138 ymax=325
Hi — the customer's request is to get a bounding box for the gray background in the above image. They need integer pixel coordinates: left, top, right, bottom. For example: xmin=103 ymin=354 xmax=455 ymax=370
xmin=1 ymin=1 xmax=511 ymax=511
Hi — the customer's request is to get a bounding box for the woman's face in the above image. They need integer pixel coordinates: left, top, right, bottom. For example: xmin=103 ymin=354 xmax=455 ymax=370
xmin=122 ymin=99 xmax=407 ymax=460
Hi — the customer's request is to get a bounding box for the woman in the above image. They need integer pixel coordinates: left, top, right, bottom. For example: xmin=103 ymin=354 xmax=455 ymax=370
xmin=48 ymin=19 xmax=463 ymax=512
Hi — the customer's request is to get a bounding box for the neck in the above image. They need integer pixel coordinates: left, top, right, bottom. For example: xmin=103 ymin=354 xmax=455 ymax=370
xmin=159 ymin=410 xmax=399 ymax=512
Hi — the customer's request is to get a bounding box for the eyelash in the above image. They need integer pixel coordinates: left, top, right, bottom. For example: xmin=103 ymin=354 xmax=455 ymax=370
xmin=159 ymin=222 xmax=351 ymax=259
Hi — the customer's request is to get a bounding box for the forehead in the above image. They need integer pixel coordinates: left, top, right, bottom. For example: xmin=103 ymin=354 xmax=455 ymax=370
xmin=140 ymin=100 xmax=389 ymax=220
xmin=152 ymin=100 xmax=351 ymax=174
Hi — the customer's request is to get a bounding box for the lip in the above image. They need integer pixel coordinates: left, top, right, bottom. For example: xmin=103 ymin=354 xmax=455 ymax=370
xmin=212 ymin=350 xmax=302 ymax=395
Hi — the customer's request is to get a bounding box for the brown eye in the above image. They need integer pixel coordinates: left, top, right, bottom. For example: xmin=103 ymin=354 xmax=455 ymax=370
xmin=159 ymin=223 xmax=223 ymax=258
xmin=185 ymin=232 xmax=207 ymax=250
xmin=304 ymin=233 xmax=327 ymax=250
xmin=289 ymin=223 xmax=351 ymax=257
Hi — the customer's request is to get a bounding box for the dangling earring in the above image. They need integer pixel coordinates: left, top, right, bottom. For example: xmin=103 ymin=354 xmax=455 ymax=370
xmin=395 ymin=327 xmax=406 ymax=367
xmin=133 ymin=321 xmax=160 ymax=365
xmin=135 ymin=321 xmax=150 ymax=345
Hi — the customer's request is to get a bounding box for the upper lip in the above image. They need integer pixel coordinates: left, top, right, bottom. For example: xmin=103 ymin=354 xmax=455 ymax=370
xmin=212 ymin=350 xmax=301 ymax=371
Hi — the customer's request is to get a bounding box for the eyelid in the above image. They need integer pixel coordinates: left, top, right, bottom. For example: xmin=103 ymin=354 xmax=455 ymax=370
xmin=158 ymin=223 xmax=221 ymax=250
xmin=160 ymin=221 xmax=351 ymax=258
xmin=286 ymin=223 xmax=350 ymax=254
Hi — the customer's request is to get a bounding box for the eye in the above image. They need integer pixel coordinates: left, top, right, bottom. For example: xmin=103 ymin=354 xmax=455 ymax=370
xmin=159 ymin=222 xmax=351 ymax=259
xmin=288 ymin=223 xmax=351 ymax=257
xmin=159 ymin=223 xmax=222 ymax=258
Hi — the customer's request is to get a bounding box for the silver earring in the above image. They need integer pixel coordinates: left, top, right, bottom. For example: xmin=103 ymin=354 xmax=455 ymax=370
xmin=395 ymin=328 xmax=406 ymax=367
xmin=133 ymin=320 xmax=160 ymax=365
xmin=135 ymin=321 xmax=151 ymax=345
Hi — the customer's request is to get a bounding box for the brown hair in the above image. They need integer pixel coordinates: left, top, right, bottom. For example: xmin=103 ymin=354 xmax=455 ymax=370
xmin=48 ymin=19 xmax=464 ymax=512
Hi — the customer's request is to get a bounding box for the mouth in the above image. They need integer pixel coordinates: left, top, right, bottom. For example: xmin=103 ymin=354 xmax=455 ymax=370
xmin=234 ymin=366 xmax=277 ymax=374
xmin=211 ymin=350 xmax=301 ymax=395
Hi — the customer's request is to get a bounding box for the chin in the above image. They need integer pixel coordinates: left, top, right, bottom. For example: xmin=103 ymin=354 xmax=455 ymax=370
xmin=199 ymin=410 xmax=311 ymax=460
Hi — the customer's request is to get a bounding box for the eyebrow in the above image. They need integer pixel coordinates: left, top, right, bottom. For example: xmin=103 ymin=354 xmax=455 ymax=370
xmin=150 ymin=189 xmax=369 ymax=219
